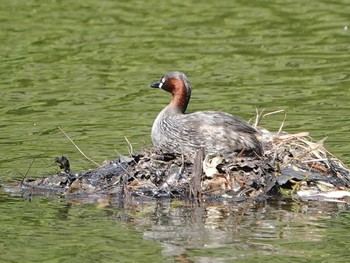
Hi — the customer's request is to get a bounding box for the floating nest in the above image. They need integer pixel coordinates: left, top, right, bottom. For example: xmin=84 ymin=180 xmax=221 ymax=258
xmin=8 ymin=113 xmax=350 ymax=204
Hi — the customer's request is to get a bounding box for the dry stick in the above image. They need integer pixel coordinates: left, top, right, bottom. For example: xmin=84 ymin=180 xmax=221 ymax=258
xmin=58 ymin=126 xmax=100 ymax=167
xmin=124 ymin=136 xmax=133 ymax=156
xmin=25 ymin=155 xmax=37 ymax=177
xmin=262 ymin=109 xmax=285 ymax=117
xmin=277 ymin=132 xmax=309 ymax=140
xmin=19 ymin=155 xmax=37 ymax=180
xmin=190 ymin=148 xmax=204 ymax=205
xmin=253 ymin=108 xmax=264 ymax=127
xmin=253 ymin=109 xmax=285 ymax=128
xmin=18 ymin=155 xmax=37 ymax=188
xmin=114 ymin=149 xmax=123 ymax=158
xmin=277 ymin=111 xmax=287 ymax=135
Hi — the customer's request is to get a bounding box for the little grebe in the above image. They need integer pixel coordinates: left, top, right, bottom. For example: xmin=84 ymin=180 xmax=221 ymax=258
xmin=149 ymin=71 xmax=263 ymax=157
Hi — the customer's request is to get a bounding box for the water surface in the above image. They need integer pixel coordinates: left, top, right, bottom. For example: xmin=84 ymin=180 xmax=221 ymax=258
xmin=1 ymin=0 xmax=350 ymax=262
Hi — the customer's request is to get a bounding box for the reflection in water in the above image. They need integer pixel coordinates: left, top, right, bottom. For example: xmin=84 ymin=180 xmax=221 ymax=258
xmin=120 ymin=199 xmax=347 ymax=260
xmin=1 ymin=187 xmax=349 ymax=261
xmin=1 ymin=0 xmax=350 ymax=261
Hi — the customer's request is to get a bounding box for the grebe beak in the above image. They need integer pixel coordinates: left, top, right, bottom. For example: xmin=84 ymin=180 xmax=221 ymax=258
xmin=149 ymin=81 xmax=163 ymax=89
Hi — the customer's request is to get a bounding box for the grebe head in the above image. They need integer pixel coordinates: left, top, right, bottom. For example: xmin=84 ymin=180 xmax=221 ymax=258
xmin=150 ymin=71 xmax=192 ymax=113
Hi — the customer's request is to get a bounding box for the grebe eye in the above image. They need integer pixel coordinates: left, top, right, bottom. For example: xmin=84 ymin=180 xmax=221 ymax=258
xmin=161 ymin=77 xmax=166 ymax=83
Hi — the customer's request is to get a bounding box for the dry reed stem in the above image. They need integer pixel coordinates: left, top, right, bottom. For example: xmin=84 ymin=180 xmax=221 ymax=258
xmin=275 ymin=132 xmax=310 ymax=141
xmin=58 ymin=126 xmax=100 ymax=167
xmin=259 ymin=108 xmax=342 ymax=168
xmin=253 ymin=108 xmax=264 ymax=127
xmin=124 ymin=136 xmax=133 ymax=156
xmin=277 ymin=111 xmax=287 ymax=135
xmin=262 ymin=109 xmax=285 ymax=118
xmin=253 ymin=109 xmax=285 ymax=126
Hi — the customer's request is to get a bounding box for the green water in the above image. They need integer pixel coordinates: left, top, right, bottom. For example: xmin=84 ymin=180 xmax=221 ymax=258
xmin=1 ymin=0 xmax=350 ymax=262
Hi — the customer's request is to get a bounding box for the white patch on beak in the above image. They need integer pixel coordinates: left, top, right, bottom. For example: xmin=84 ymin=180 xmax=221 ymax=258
xmin=159 ymin=77 xmax=165 ymax=88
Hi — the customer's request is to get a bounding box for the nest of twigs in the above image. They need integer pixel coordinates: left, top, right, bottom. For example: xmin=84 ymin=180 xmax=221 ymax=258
xmin=11 ymin=110 xmax=350 ymax=203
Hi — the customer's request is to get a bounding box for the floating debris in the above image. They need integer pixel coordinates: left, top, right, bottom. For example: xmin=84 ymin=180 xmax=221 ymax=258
xmin=296 ymin=190 xmax=350 ymax=203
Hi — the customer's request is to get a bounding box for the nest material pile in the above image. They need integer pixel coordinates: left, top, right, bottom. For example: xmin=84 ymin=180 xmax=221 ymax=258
xmin=18 ymin=127 xmax=350 ymax=203
xmin=265 ymin=131 xmax=350 ymax=201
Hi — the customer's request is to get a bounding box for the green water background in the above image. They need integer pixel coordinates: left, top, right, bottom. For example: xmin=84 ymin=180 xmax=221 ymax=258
xmin=1 ymin=0 xmax=350 ymax=262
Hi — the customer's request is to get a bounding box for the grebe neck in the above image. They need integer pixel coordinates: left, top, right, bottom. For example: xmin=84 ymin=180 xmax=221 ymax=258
xmin=169 ymin=78 xmax=191 ymax=113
